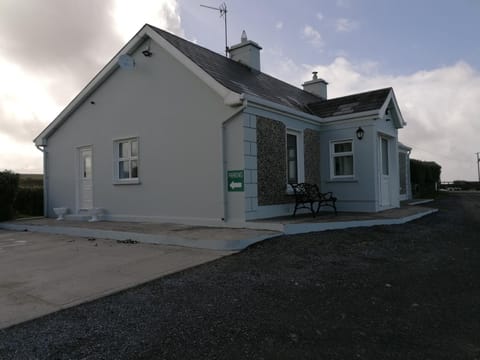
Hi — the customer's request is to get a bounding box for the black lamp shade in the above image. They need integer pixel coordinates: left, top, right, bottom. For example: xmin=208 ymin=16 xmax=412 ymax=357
xmin=356 ymin=127 xmax=364 ymax=140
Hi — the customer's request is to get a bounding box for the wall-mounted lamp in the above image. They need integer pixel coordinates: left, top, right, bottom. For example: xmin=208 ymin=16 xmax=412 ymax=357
xmin=356 ymin=127 xmax=364 ymax=140
xmin=142 ymin=49 xmax=153 ymax=57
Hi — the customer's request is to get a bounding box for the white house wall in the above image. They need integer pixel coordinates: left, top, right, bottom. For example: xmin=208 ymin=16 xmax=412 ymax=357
xmin=320 ymin=120 xmax=378 ymax=212
xmin=223 ymin=112 xmax=247 ymax=224
xmin=46 ymin=40 xmax=238 ymax=224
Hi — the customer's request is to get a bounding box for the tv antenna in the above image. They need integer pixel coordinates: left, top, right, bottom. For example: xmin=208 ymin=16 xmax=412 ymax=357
xmin=200 ymin=2 xmax=228 ymax=56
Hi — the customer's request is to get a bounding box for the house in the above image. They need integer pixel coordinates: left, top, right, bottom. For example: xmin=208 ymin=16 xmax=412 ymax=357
xmin=34 ymin=24 xmax=411 ymax=226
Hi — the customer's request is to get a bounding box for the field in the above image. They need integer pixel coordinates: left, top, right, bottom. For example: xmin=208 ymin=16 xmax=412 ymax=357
xmin=19 ymin=174 xmax=43 ymax=187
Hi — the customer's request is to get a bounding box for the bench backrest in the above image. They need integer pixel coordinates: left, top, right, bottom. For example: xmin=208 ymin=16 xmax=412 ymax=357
xmin=290 ymin=183 xmax=321 ymax=200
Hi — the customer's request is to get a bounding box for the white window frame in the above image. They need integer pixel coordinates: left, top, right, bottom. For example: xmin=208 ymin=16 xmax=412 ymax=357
xmin=286 ymin=129 xmax=305 ymax=186
xmin=113 ymin=137 xmax=140 ymax=184
xmin=330 ymin=139 xmax=355 ymax=179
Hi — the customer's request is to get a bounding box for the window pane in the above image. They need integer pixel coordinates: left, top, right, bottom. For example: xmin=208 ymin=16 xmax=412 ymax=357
xmin=287 ymin=133 xmax=297 ymax=147
xmin=83 ymin=154 xmax=92 ymax=178
xmin=288 ymin=160 xmax=297 ymax=183
xmin=334 ymin=142 xmax=352 ymax=153
xmin=335 ymin=155 xmax=353 ymax=176
xmin=119 ymin=160 xmax=130 ymax=179
xmin=382 ymin=138 xmax=389 ymax=175
xmin=286 ymin=134 xmax=298 ymax=183
xmin=119 ymin=142 xmax=130 ymax=158
xmin=131 ymin=140 xmax=138 ymax=157
xmin=131 ymin=160 xmax=138 ymax=178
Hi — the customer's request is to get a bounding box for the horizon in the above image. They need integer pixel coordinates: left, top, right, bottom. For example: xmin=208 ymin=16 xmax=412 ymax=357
xmin=1 ymin=0 xmax=479 ymax=181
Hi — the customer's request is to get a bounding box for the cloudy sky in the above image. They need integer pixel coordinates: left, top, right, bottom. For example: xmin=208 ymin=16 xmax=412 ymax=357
xmin=0 ymin=0 xmax=479 ymax=181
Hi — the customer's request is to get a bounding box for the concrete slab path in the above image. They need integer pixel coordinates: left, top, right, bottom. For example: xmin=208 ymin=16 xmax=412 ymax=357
xmin=1 ymin=219 xmax=281 ymax=251
xmin=0 ymin=230 xmax=233 ymax=329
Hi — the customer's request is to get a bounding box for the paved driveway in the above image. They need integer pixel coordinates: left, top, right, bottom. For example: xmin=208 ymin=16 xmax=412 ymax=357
xmin=0 ymin=230 xmax=232 ymax=329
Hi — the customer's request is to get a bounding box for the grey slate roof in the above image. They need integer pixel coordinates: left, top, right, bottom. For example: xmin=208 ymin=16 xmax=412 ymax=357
xmin=152 ymin=26 xmax=391 ymax=118
xmin=151 ymin=26 xmax=321 ymax=113
xmin=307 ymin=88 xmax=392 ymax=118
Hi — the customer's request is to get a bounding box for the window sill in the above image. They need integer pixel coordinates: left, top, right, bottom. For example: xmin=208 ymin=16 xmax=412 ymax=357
xmin=113 ymin=178 xmax=140 ymax=185
xmin=327 ymin=177 xmax=358 ymax=183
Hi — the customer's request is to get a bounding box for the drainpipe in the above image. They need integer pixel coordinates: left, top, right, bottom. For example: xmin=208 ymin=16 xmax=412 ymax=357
xmin=36 ymin=144 xmax=48 ymax=217
xmin=220 ymin=96 xmax=246 ymax=223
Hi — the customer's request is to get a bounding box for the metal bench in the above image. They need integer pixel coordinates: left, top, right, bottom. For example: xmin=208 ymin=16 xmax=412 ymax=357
xmin=289 ymin=183 xmax=337 ymax=217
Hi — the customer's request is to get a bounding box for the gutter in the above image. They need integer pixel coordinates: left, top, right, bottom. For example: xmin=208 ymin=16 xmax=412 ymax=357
xmin=243 ymin=94 xmax=323 ymax=125
xmin=321 ymin=110 xmax=380 ymax=123
xmin=35 ymin=144 xmax=48 ymax=217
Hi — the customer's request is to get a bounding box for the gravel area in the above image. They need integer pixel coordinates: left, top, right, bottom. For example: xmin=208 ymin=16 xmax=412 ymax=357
xmin=1 ymin=193 xmax=479 ymax=359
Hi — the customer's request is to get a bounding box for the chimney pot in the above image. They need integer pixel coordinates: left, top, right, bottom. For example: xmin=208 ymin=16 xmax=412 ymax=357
xmin=241 ymin=30 xmax=248 ymax=43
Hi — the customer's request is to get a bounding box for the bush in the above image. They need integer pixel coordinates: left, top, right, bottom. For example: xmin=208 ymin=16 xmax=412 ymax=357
xmin=14 ymin=186 xmax=44 ymax=217
xmin=0 ymin=170 xmax=20 ymax=221
xmin=410 ymin=159 xmax=441 ymax=197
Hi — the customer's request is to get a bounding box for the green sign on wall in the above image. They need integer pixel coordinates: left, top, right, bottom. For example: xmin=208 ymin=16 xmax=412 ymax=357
xmin=227 ymin=170 xmax=244 ymax=192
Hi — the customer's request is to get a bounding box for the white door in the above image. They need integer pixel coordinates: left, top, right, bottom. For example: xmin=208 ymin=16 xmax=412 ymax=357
xmin=78 ymin=147 xmax=93 ymax=210
xmin=379 ymin=137 xmax=391 ymax=207
xmin=398 ymin=151 xmax=408 ymax=201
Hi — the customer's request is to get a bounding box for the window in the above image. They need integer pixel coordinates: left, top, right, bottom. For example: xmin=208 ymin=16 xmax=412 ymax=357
xmin=286 ymin=130 xmax=304 ymax=185
xmin=82 ymin=152 xmax=92 ymax=179
xmin=331 ymin=140 xmax=354 ymax=178
xmin=287 ymin=133 xmax=298 ymax=183
xmin=114 ymin=138 xmax=139 ymax=182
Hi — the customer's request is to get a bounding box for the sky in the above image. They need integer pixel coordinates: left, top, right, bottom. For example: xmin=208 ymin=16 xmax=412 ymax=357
xmin=0 ymin=0 xmax=479 ymax=181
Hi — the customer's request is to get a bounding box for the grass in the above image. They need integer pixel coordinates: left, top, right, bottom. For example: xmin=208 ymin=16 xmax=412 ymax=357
xmin=19 ymin=174 xmax=43 ymax=188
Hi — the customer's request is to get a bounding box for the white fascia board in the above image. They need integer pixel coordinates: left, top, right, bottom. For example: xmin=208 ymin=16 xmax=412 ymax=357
xmin=145 ymin=27 xmax=238 ymax=103
xmin=243 ymin=94 xmax=322 ymax=125
xmin=379 ymin=89 xmax=406 ymax=128
xmin=321 ymin=109 xmax=380 ymax=124
xmin=321 ymin=115 xmax=377 ymax=129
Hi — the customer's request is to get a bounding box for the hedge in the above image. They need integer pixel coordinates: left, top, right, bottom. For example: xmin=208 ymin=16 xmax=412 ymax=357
xmin=410 ymin=159 xmax=441 ymax=197
xmin=14 ymin=186 xmax=44 ymax=217
xmin=0 ymin=170 xmax=20 ymax=221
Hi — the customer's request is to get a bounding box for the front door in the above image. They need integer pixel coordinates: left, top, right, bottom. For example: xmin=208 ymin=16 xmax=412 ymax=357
xmin=399 ymin=151 xmax=408 ymax=201
xmin=78 ymin=147 xmax=93 ymax=210
xmin=379 ymin=137 xmax=391 ymax=207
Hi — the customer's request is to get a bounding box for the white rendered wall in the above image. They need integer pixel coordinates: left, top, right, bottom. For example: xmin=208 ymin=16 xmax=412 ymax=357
xmin=319 ymin=115 xmax=400 ymax=213
xmin=223 ymin=112 xmax=247 ymax=224
xmin=46 ymin=40 xmax=238 ymax=224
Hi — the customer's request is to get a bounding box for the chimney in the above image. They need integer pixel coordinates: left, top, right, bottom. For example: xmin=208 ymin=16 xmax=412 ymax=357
xmin=302 ymin=72 xmax=328 ymax=100
xmin=229 ymin=30 xmax=262 ymax=71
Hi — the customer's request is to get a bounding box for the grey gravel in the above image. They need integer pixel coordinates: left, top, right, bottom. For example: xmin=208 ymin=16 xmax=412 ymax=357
xmin=0 ymin=193 xmax=479 ymax=359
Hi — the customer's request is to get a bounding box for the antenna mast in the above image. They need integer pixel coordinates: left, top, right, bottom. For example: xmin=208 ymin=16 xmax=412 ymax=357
xmin=200 ymin=2 xmax=228 ymax=56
